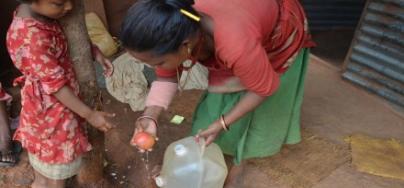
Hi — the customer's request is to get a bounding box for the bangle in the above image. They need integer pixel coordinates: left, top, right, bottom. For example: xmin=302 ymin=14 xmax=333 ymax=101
xmin=219 ymin=115 xmax=228 ymax=131
xmin=136 ymin=115 xmax=158 ymax=127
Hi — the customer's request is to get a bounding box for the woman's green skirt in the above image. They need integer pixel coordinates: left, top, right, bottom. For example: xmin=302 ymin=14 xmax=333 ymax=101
xmin=191 ymin=48 xmax=310 ymax=165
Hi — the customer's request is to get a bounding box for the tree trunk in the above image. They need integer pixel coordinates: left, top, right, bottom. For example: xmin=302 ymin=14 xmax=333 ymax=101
xmin=61 ymin=0 xmax=105 ymax=186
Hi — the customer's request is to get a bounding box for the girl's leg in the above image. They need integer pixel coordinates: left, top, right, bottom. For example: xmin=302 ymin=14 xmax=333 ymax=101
xmin=31 ymin=170 xmax=65 ymax=188
xmin=224 ymin=160 xmax=247 ymax=188
xmin=0 ymin=101 xmax=15 ymax=165
xmin=31 ymin=170 xmax=47 ymax=188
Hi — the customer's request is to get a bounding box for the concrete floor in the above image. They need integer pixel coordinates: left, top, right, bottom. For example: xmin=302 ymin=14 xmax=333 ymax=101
xmin=303 ymin=56 xmax=404 ymax=144
xmin=242 ymin=56 xmax=404 ymax=188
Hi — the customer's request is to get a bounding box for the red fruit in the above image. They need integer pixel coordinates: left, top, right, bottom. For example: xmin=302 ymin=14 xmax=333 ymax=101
xmin=131 ymin=132 xmax=156 ymax=150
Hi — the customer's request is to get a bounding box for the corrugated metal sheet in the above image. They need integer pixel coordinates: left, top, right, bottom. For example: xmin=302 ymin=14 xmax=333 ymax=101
xmin=343 ymin=0 xmax=404 ymax=107
xmin=301 ymin=0 xmax=367 ymax=30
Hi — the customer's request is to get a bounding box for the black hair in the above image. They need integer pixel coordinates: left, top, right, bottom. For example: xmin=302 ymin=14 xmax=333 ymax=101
xmin=120 ymin=0 xmax=200 ymax=55
xmin=16 ymin=0 xmax=34 ymax=3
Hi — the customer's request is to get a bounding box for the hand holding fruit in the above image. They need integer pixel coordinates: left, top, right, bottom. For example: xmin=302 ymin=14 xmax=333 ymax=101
xmin=131 ymin=116 xmax=158 ymax=152
xmin=131 ymin=132 xmax=156 ymax=151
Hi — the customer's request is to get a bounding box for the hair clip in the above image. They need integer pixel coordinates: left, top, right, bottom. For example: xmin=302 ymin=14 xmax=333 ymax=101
xmin=180 ymin=9 xmax=201 ymax=22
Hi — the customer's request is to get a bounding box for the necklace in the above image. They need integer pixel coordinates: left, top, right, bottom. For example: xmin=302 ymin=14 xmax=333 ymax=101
xmin=177 ymin=66 xmax=191 ymax=92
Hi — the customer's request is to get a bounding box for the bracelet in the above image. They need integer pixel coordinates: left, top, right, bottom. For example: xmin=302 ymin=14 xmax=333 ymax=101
xmin=136 ymin=115 xmax=158 ymax=127
xmin=219 ymin=115 xmax=228 ymax=131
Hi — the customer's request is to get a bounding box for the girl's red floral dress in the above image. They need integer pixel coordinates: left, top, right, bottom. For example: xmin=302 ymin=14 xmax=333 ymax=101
xmin=6 ymin=15 xmax=91 ymax=164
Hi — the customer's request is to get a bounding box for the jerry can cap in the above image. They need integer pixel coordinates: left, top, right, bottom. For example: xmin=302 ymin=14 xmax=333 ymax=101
xmin=155 ymin=176 xmax=165 ymax=187
xmin=174 ymin=144 xmax=187 ymax=156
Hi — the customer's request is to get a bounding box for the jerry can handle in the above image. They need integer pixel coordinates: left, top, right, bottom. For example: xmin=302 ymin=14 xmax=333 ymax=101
xmin=198 ymin=137 xmax=206 ymax=156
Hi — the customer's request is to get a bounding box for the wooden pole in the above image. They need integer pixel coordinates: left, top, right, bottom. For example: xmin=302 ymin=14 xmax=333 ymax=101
xmin=61 ymin=0 xmax=105 ymax=186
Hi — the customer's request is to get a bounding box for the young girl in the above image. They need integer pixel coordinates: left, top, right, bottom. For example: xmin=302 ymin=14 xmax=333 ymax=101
xmin=121 ymin=0 xmax=314 ymax=187
xmin=6 ymin=0 xmax=115 ymax=187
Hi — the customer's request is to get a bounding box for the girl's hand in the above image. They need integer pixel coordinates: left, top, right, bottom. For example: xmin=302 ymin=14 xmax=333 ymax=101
xmin=85 ymin=110 xmax=116 ymax=132
xmin=93 ymin=46 xmax=114 ymax=77
xmin=131 ymin=118 xmax=158 ymax=152
xmin=195 ymin=120 xmax=223 ymax=146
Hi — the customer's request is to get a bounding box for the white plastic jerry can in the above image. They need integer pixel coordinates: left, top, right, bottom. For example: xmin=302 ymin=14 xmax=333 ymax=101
xmin=155 ymin=136 xmax=228 ymax=188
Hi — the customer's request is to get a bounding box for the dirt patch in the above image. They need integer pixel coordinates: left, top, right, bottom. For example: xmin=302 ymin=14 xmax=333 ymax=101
xmin=99 ymin=89 xmax=351 ymax=188
xmin=100 ymin=89 xmax=203 ymax=188
xmin=0 ymin=151 xmax=34 ymax=188
xmin=0 ymin=89 xmax=204 ymax=188
xmin=251 ymin=130 xmax=350 ymax=188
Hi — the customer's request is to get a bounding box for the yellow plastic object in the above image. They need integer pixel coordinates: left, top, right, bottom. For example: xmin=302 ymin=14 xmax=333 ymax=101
xmin=85 ymin=12 xmax=118 ymax=57
xmin=170 ymin=115 xmax=185 ymax=125
xmin=349 ymin=134 xmax=404 ymax=180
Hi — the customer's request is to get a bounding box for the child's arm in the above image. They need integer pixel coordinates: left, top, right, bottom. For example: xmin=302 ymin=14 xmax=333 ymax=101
xmin=92 ymin=45 xmax=114 ymax=77
xmin=54 ymin=86 xmax=115 ymax=132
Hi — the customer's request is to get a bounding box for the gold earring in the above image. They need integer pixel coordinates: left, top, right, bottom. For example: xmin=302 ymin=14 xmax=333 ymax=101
xmin=188 ymin=48 xmax=192 ymax=55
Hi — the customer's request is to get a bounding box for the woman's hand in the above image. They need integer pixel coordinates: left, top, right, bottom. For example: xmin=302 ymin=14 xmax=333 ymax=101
xmin=134 ymin=118 xmax=157 ymax=137
xmin=195 ymin=120 xmax=223 ymax=146
xmin=93 ymin=46 xmax=114 ymax=77
xmin=130 ymin=106 xmax=163 ymax=152
xmin=196 ymin=92 xmax=267 ymax=146
xmin=85 ymin=110 xmax=116 ymax=132
xmin=131 ymin=118 xmax=158 ymax=152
